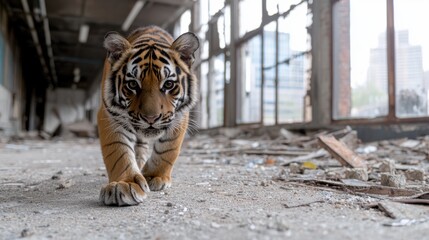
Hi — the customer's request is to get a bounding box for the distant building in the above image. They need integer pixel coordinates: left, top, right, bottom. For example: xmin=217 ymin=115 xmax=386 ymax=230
xmin=368 ymin=30 xmax=426 ymax=116
xmin=239 ymin=31 xmax=306 ymax=124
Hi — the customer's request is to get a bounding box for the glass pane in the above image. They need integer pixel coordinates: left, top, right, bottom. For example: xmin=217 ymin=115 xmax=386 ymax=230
xmin=174 ymin=10 xmax=191 ymax=37
xmin=209 ymin=54 xmax=225 ymax=127
xmin=199 ymin=62 xmax=209 ymax=129
xmin=263 ymin=22 xmax=277 ymax=125
xmin=277 ymin=3 xmax=309 ymax=123
xmin=199 ymin=0 xmax=209 ymax=26
xmin=239 ymin=0 xmax=262 ymax=37
xmin=237 ymin=36 xmax=261 ymax=123
xmin=333 ymin=0 xmax=388 ymax=119
xmin=394 ymin=0 xmax=429 ymax=117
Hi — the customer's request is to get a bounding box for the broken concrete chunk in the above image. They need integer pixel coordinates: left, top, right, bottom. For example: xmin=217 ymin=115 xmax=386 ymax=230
xmin=399 ymin=139 xmax=421 ymax=149
xmin=317 ymin=135 xmax=367 ymax=169
xmin=57 ymin=179 xmax=74 ymax=189
xmin=380 ymin=159 xmax=396 ymax=174
xmin=344 ymin=168 xmax=368 ymax=181
xmin=381 ymin=173 xmax=406 ymax=188
xmin=404 ymin=169 xmax=425 ymax=181
xmin=289 ymin=163 xmax=301 ymax=174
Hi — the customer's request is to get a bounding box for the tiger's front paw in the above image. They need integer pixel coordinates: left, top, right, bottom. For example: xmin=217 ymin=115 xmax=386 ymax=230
xmin=146 ymin=176 xmax=171 ymax=191
xmin=99 ymin=174 xmax=150 ymax=206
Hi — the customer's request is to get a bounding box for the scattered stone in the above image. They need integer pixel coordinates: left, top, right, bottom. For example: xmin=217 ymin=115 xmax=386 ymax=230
xmin=400 ymin=139 xmax=421 ymax=148
xmin=344 ymin=168 xmax=368 ymax=181
xmin=380 ymin=159 xmax=396 ymax=174
xmin=21 ymin=228 xmax=34 ymax=238
xmin=51 ymin=171 xmax=63 ymax=180
xmin=289 ymin=163 xmax=301 ymax=174
xmin=166 ymin=202 xmax=173 ymax=207
xmin=381 ymin=173 xmax=406 ymax=188
xmin=404 ymin=169 xmax=425 ymax=181
xmin=57 ymin=179 xmax=74 ymax=189
xmin=211 ymin=222 xmax=221 ymax=228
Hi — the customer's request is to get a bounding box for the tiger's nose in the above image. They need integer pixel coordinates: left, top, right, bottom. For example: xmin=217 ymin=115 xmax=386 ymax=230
xmin=141 ymin=114 xmax=161 ymax=124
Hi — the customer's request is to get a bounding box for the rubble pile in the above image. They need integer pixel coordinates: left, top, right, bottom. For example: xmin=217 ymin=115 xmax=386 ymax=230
xmin=183 ymin=126 xmax=429 ymax=226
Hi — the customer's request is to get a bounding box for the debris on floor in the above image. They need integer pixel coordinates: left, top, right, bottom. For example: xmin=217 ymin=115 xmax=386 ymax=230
xmin=183 ymin=126 xmax=429 ymax=199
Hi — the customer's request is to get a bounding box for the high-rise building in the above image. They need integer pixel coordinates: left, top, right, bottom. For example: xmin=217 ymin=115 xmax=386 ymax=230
xmin=368 ymin=30 xmax=426 ymax=116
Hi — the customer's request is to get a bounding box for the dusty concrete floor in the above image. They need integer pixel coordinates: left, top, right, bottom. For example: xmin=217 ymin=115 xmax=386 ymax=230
xmin=0 ymin=136 xmax=428 ymax=240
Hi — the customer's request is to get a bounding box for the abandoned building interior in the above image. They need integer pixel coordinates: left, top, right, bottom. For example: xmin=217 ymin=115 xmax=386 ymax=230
xmin=1 ymin=0 xmax=429 ymax=239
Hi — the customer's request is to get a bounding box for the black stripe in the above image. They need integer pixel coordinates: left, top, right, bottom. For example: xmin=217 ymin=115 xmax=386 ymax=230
xmin=160 ymin=50 xmax=171 ymax=60
xmin=121 ymin=64 xmax=127 ymax=75
xmin=103 ymin=141 xmax=135 ymax=153
xmin=114 ymin=131 xmax=136 ymax=142
xmin=153 ymin=144 xmax=178 ymax=155
xmin=111 ymin=152 xmax=127 ymax=173
xmin=117 ymin=163 xmax=131 ymax=179
xmin=110 ymin=75 xmax=117 ymax=98
xmin=129 ymin=183 xmax=138 ymax=202
xmin=115 ymin=184 xmax=119 ymax=205
xmin=158 ymin=155 xmax=173 ymax=166
xmin=143 ymin=50 xmax=151 ymax=59
xmin=159 ymin=135 xmax=179 ymax=143
xmin=151 ymin=51 xmax=158 ymax=60
xmin=159 ymin=57 xmax=169 ymax=64
xmin=104 ymin=149 xmax=117 ymax=160
xmin=131 ymin=48 xmax=145 ymax=59
xmin=132 ymin=57 xmax=142 ymax=65
xmin=136 ymin=141 xmax=148 ymax=147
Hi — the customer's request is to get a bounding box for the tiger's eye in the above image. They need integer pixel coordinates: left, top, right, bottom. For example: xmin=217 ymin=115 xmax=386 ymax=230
xmin=127 ymin=80 xmax=139 ymax=90
xmin=163 ymin=80 xmax=174 ymax=90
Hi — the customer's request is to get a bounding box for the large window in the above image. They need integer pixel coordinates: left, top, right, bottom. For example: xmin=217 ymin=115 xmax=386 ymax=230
xmin=194 ymin=0 xmax=311 ymax=128
xmin=237 ymin=36 xmax=261 ymax=124
xmin=394 ymin=0 xmax=429 ymax=118
xmin=333 ymin=0 xmax=429 ymax=121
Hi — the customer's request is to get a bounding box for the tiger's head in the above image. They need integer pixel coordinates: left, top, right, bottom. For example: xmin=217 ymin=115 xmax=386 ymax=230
xmin=102 ymin=27 xmax=199 ymax=138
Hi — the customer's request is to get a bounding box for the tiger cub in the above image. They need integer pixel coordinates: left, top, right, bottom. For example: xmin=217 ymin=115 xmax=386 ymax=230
xmin=97 ymin=26 xmax=199 ymax=206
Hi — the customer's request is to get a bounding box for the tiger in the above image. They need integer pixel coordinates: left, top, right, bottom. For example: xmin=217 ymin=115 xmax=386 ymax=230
xmin=97 ymin=25 xmax=199 ymax=206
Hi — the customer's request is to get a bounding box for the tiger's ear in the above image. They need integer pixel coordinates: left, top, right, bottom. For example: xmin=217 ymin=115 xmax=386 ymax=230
xmin=171 ymin=32 xmax=199 ymax=67
xmin=104 ymin=31 xmax=131 ymax=63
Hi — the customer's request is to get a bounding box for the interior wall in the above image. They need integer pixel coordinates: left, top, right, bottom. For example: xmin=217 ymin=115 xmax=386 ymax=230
xmin=43 ymin=88 xmax=86 ymax=134
xmin=0 ymin=4 xmax=26 ymax=136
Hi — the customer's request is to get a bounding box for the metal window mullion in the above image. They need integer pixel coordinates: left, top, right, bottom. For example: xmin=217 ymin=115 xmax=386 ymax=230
xmin=386 ymin=0 xmax=396 ymax=120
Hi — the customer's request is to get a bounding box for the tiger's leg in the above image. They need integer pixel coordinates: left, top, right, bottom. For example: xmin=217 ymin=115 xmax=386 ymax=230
xmin=143 ymin=114 xmax=189 ymax=191
xmin=135 ymin=138 xmax=151 ymax=171
xmin=98 ymin=109 xmax=150 ymax=206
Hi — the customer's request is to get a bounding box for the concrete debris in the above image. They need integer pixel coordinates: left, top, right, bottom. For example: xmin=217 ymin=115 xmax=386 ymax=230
xmin=20 ymin=228 xmax=35 ymax=238
xmin=381 ymin=173 xmax=406 ymax=188
xmin=57 ymin=179 xmax=75 ymax=189
xmin=344 ymin=168 xmax=368 ymax=181
xmin=65 ymin=120 xmax=96 ymax=138
xmin=404 ymin=169 xmax=425 ymax=181
xmin=399 ymin=139 xmax=421 ymax=149
xmin=289 ymin=163 xmax=302 ymax=174
xmin=2 ymin=125 xmax=429 ymax=239
xmin=379 ymin=158 xmax=396 ymax=174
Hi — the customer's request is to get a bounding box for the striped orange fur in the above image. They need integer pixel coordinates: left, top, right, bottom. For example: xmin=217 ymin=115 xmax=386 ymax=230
xmin=97 ymin=26 xmax=199 ymax=206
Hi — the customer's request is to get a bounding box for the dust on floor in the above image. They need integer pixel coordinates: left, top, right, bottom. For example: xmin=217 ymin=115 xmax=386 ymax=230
xmin=0 ymin=128 xmax=428 ymax=239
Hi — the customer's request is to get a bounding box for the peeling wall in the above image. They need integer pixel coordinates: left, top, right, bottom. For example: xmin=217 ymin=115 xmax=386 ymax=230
xmin=43 ymin=88 xmax=86 ymax=134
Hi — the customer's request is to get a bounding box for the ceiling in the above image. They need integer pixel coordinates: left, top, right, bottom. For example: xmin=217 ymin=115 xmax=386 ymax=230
xmin=2 ymin=0 xmax=194 ymax=89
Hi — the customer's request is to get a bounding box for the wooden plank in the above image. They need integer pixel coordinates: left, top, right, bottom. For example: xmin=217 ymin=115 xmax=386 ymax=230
xmin=317 ymin=135 xmax=367 ymax=168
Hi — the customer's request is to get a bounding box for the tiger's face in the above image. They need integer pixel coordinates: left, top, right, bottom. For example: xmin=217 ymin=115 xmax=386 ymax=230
xmin=102 ymin=29 xmax=199 ymax=138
